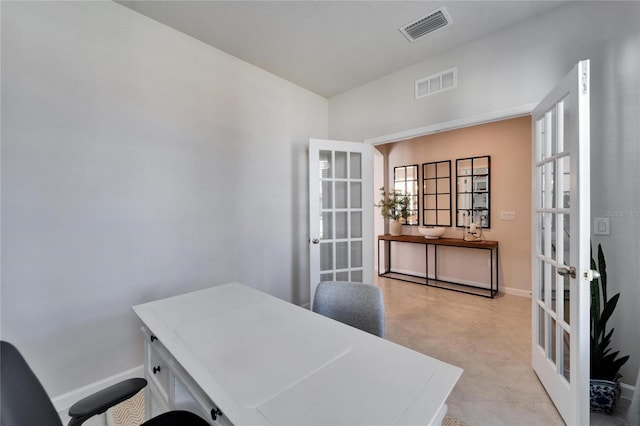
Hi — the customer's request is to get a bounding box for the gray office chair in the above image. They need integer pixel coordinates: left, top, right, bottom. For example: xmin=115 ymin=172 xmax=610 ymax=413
xmin=0 ymin=341 xmax=209 ymax=426
xmin=312 ymin=281 xmax=385 ymax=337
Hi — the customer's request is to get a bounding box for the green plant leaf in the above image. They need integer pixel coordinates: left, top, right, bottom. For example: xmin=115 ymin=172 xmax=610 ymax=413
xmin=589 ymin=243 xmax=629 ymax=381
xmin=590 ymin=249 xmax=601 ymax=328
xmin=599 ymin=294 xmax=620 ymax=333
xmin=597 ymin=244 xmax=607 ymax=302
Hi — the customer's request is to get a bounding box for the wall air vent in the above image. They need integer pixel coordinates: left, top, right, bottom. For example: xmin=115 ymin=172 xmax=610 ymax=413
xmin=399 ymin=7 xmax=452 ymax=43
xmin=415 ymin=67 xmax=457 ymax=99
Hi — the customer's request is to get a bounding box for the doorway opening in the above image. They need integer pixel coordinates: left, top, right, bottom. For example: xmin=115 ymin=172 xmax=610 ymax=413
xmin=370 ymin=114 xmax=533 ymax=297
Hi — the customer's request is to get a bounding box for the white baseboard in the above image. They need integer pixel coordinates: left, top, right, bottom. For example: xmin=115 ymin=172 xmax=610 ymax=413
xmin=621 ymin=382 xmax=636 ymax=402
xmin=387 ymin=268 xmax=427 ymax=279
xmin=387 ymin=268 xmax=492 ymax=289
xmin=52 ymin=365 xmax=144 ymax=417
xmin=384 ymin=268 xmax=533 ymax=299
xmin=501 ymin=287 xmax=532 ymax=298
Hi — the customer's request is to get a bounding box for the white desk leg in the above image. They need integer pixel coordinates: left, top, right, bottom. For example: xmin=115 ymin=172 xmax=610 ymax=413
xmin=430 ymin=403 xmax=448 ymax=426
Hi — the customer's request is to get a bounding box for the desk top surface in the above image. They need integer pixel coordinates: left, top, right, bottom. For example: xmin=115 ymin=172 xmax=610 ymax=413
xmin=379 ymin=234 xmax=499 ymax=248
xmin=133 ymin=283 xmax=462 ymax=425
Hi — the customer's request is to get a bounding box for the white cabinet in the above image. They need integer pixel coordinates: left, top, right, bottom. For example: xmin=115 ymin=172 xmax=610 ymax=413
xmin=144 ymin=333 xmax=170 ymax=404
xmin=142 ymin=327 xmax=230 ymax=425
xmin=147 ymin=381 xmax=170 ymax=419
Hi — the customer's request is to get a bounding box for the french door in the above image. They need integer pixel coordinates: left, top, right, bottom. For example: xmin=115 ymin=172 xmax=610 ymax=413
xmin=531 ymin=60 xmax=592 ymax=426
xmin=308 ymin=139 xmax=373 ymax=307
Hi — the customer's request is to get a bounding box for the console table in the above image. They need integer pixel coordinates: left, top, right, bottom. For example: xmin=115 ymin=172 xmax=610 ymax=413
xmin=378 ymin=235 xmax=499 ymax=298
xmin=133 ymin=283 xmax=462 ymax=425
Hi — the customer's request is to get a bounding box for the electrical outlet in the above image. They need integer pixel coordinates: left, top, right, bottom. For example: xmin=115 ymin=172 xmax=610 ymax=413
xmin=500 ymin=211 xmax=516 ymax=221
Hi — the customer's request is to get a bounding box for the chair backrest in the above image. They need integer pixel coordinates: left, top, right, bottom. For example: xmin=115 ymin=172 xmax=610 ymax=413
xmin=312 ymin=282 xmax=385 ymax=337
xmin=1 ymin=341 xmax=63 ymax=426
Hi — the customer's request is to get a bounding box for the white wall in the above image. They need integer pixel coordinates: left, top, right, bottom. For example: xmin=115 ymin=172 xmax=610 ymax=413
xmin=1 ymin=1 xmax=327 ymax=397
xmin=329 ymin=1 xmax=640 ymax=387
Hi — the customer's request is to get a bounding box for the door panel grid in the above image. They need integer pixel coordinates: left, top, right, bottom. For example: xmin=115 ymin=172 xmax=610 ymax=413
xmin=310 ymin=139 xmax=373 ymax=307
xmin=531 ymin=60 xmax=590 ymax=426
xmin=319 ymin=150 xmax=364 ymax=283
xmin=535 ymin=101 xmax=572 ymax=385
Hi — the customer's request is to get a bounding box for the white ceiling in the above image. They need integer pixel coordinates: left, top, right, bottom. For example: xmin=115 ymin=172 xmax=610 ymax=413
xmin=117 ymin=1 xmax=569 ymax=98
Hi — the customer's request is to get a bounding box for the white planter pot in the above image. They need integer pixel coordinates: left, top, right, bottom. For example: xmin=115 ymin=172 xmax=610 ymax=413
xmin=389 ymin=220 xmax=402 ymax=236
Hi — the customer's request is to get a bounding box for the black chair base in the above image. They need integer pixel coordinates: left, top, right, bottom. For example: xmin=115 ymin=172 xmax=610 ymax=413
xmin=143 ymin=410 xmax=211 ymax=425
xmin=0 ymin=341 xmax=210 ymax=426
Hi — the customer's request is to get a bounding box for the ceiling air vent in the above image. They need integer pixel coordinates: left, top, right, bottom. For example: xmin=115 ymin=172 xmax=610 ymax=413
xmin=399 ymin=7 xmax=452 ymax=43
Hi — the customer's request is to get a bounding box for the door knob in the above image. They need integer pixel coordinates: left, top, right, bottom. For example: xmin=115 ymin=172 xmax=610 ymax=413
xmin=583 ymin=269 xmax=601 ymax=281
xmin=311 ymin=239 xmax=319 ymax=244
xmin=557 ymin=266 xmax=576 ymax=279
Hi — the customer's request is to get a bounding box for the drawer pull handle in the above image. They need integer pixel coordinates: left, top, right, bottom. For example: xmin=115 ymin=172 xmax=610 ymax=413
xmin=152 ymin=366 xmax=161 ymax=374
xmin=211 ymin=408 xmax=222 ymax=421
xmin=150 ymin=335 xmax=157 ymax=342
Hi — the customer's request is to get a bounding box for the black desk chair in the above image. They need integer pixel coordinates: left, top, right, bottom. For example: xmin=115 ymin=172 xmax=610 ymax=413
xmin=0 ymin=341 xmax=209 ymax=426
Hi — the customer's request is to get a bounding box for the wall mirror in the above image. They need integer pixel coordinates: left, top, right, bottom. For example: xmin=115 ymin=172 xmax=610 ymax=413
xmin=393 ymin=165 xmax=419 ymax=225
xmin=456 ymin=155 xmax=491 ymax=228
xmin=422 ymin=160 xmax=452 ymax=227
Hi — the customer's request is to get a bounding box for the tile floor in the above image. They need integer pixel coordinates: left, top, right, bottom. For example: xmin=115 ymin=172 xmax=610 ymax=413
xmin=377 ymin=275 xmax=631 ymax=425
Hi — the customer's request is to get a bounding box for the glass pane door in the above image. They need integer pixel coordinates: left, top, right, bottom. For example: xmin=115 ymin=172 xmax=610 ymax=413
xmin=319 ymin=149 xmax=364 ymax=283
xmin=534 ymin=96 xmax=572 ymax=383
xmin=309 ymin=139 xmax=373 ymax=307
xmin=531 ymin=60 xmax=591 ymax=426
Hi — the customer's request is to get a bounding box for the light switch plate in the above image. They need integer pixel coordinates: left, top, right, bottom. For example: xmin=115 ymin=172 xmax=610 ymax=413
xmin=500 ymin=211 xmax=516 ymax=221
xmin=593 ymin=217 xmax=610 ymax=235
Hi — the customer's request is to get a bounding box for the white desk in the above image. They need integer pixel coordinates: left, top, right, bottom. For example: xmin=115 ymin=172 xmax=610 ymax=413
xmin=133 ymin=283 xmax=462 ymax=425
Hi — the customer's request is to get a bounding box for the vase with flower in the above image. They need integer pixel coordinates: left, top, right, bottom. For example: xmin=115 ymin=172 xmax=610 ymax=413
xmin=375 ymin=187 xmax=409 ymax=236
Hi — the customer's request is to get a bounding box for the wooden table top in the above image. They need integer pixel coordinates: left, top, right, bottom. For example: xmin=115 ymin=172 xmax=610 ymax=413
xmin=378 ymin=234 xmax=498 ymax=249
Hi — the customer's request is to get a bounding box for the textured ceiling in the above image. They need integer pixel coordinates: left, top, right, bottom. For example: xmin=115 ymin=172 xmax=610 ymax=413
xmin=117 ymin=1 xmax=568 ymax=98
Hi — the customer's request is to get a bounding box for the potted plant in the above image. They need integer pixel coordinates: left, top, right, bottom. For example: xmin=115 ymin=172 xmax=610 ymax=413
xmin=375 ymin=187 xmax=409 ymax=236
xmin=398 ymin=198 xmax=411 ymax=225
xmin=590 ymin=243 xmax=630 ymax=413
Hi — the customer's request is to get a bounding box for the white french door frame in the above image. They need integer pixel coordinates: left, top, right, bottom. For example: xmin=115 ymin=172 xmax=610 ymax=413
xmin=364 ymin=105 xmax=537 ymax=146
xmin=531 ymin=60 xmax=591 ymax=426
xmin=309 ymin=139 xmax=374 ymax=307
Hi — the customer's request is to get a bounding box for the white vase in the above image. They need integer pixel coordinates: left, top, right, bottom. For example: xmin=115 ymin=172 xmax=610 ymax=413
xmin=389 ymin=220 xmax=402 ymax=236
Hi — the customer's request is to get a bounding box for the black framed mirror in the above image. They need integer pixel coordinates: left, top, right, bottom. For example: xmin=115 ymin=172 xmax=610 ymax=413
xmin=456 ymin=156 xmax=490 ymax=228
xmin=422 ymin=160 xmax=452 ymax=227
xmin=393 ymin=165 xmax=419 ymax=225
